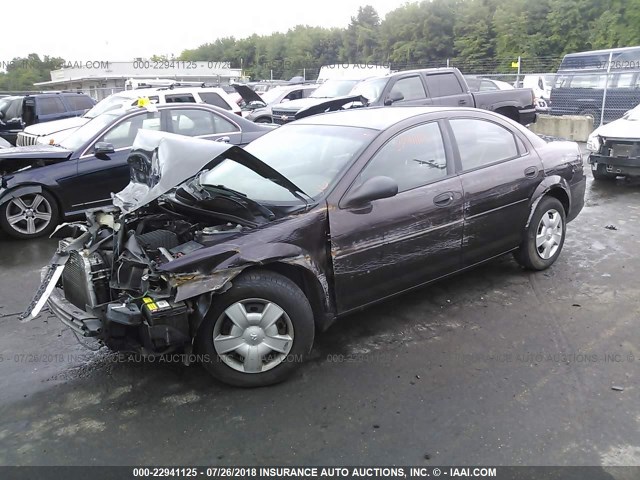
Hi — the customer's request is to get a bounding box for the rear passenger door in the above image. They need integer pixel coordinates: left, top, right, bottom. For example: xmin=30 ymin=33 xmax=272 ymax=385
xmin=384 ymin=75 xmax=432 ymax=106
xmin=166 ymin=108 xmax=242 ymax=144
xmin=424 ymin=72 xmax=472 ymax=107
xmin=447 ymin=116 xmax=543 ymax=266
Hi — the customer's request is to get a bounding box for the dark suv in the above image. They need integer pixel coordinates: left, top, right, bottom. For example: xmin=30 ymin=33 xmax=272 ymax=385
xmin=0 ymin=92 xmax=95 ymax=145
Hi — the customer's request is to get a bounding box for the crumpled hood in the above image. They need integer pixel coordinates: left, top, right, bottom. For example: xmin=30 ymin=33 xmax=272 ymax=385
xmin=113 ymin=129 xmax=305 ymax=214
xmin=22 ymin=116 xmax=89 ymax=137
xmin=592 ymin=116 xmax=640 ymax=140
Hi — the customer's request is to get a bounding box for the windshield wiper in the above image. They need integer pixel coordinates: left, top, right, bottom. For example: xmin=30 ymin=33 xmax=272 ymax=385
xmin=202 ymin=183 xmax=276 ymax=221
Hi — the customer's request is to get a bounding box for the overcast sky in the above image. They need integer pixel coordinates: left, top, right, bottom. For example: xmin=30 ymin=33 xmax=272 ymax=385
xmin=3 ymin=0 xmax=403 ymax=62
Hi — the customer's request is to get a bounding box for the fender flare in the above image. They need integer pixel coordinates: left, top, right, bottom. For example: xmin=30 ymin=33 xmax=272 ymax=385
xmin=0 ymin=184 xmax=43 ymax=206
xmin=524 ymin=176 xmax=571 ymax=229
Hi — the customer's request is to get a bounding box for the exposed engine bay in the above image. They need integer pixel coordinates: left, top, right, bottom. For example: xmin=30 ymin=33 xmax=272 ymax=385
xmin=21 ymin=130 xmax=316 ymax=365
xmin=44 ymin=180 xmax=285 ymax=356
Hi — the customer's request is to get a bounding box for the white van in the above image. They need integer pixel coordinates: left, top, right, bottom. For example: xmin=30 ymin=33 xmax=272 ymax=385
xmin=522 ymin=74 xmax=555 ymax=101
xmin=16 ymin=86 xmax=241 ymax=146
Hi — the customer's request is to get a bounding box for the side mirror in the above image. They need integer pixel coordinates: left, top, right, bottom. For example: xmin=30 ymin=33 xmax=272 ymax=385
xmin=384 ymin=90 xmax=404 ymax=106
xmin=343 ymin=176 xmax=398 ymax=208
xmin=281 ymin=98 xmax=291 ymax=103
xmin=94 ymin=142 xmax=115 ymax=156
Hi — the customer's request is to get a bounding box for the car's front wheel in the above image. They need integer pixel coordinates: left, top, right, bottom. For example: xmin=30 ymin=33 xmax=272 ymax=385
xmin=197 ymin=270 xmax=315 ymax=387
xmin=514 ymin=196 xmax=566 ymax=270
xmin=0 ymin=191 xmax=59 ymax=239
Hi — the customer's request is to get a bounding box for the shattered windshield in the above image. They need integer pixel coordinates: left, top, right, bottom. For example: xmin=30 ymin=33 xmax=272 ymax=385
xmin=200 ymin=124 xmax=377 ymax=203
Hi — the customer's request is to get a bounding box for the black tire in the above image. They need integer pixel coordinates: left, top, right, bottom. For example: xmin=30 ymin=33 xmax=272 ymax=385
xmin=255 ymin=117 xmax=272 ymax=124
xmin=591 ymin=164 xmax=616 ymax=181
xmin=513 ymin=196 xmax=566 ymax=271
xmin=0 ymin=190 xmax=59 ymax=240
xmin=196 ymin=270 xmax=314 ymax=387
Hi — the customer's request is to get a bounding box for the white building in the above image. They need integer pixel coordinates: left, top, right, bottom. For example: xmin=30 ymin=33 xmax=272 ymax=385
xmin=34 ymin=61 xmax=243 ymax=100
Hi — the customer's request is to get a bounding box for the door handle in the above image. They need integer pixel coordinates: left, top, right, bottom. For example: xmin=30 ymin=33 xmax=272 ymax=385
xmin=458 ymin=99 xmax=467 ymax=105
xmin=524 ymin=166 xmax=539 ymax=178
xmin=433 ymin=191 xmax=455 ymax=207
xmin=216 ymin=136 xmax=231 ymax=143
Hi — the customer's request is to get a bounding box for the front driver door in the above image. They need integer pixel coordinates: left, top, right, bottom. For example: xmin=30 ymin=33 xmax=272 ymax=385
xmin=329 ymin=120 xmax=464 ymax=313
xmin=71 ymin=111 xmax=162 ymax=209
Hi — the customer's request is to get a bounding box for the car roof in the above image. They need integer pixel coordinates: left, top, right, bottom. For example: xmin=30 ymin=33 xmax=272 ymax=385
xmin=112 ymin=87 xmax=230 ymax=98
xmin=293 ymin=106 xmax=472 ymax=130
xmin=101 ymin=102 xmax=238 ymax=120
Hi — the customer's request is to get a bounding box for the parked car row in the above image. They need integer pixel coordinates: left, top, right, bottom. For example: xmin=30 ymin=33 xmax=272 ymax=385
xmin=268 ymin=68 xmax=537 ymax=127
xmin=0 ymin=103 xmax=274 ymax=239
xmin=16 ymin=86 xmax=242 ymax=147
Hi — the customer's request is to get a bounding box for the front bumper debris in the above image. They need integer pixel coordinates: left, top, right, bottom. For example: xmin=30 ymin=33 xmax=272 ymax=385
xmin=47 ymin=287 xmax=102 ymax=337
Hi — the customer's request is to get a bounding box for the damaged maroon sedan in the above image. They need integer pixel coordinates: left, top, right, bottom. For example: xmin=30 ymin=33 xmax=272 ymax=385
xmin=23 ymin=107 xmax=585 ymax=387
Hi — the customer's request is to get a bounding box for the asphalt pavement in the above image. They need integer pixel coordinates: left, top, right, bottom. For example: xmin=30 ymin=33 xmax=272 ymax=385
xmin=0 ymin=158 xmax=639 ymax=468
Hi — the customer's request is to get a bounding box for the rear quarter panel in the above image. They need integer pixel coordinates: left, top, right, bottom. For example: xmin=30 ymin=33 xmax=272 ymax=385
xmin=531 ymin=140 xmax=585 ymax=223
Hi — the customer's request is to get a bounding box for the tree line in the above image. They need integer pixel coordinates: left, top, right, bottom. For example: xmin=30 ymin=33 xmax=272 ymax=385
xmin=2 ymin=0 xmax=639 ymax=90
xmin=180 ymin=0 xmax=640 ymax=80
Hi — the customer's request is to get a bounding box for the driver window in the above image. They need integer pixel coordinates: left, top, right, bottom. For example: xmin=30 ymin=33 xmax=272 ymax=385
xmin=285 ymin=90 xmax=303 ymax=101
xmin=357 ymin=122 xmax=448 ymax=193
xmin=97 ymin=112 xmax=161 ymax=150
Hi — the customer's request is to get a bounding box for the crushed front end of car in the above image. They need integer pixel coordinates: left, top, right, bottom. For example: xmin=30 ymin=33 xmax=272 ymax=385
xmin=588 ymin=135 xmax=640 ymax=177
xmin=20 ymin=130 xmax=316 ymax=361
xmin=587 ymin=107 xmax=640 ymax=179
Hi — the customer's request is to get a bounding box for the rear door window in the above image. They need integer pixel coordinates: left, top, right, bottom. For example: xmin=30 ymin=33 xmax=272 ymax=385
xmin=38 ymin=97 xmax=66 ymax=116
xmin=449 ymin=118 xmax=519 ymax=171
xmin=165 ymin=94 xmax=196 ymax=103
xmin=168 ymin=108 xmax=238 ymax=137
xmin=425 ymin=73 xmax=464 ymax=97
xmin=198 ymin=92 xmax=231 ymax=110
xmin=65 ymin=95 xmax=94 ymax=111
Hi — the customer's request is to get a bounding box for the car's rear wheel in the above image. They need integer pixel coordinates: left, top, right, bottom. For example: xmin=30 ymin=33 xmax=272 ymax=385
xmin=592 ymin=164 xmax=617 ymax=181
xmin=514 ymin=196 xmax=566 ymax=270
xmin=197 ymin=270 xmax=314 ymax=387
xmin=0 ymin=191 xmax=59 ymax=239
